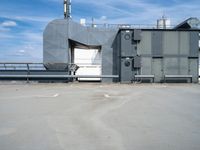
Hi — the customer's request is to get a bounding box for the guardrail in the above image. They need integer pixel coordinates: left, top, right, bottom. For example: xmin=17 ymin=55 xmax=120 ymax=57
xmin=0 ymin=63 xmax=119 ymax=82
xmin=0 ymin=63 xmax=45 ymax=71
xmin=0 ymin=75 xmax=119 ymax=78
xmin=84 ymin=23 xmax=176 ymax=29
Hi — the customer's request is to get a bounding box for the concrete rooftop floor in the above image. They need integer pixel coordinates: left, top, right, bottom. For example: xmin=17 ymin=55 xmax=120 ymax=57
xmin=0 ymin=83 xmax=200 ymax=150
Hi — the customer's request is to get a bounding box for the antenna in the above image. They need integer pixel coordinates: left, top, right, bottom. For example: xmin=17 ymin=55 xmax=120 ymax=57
xmin=91 ymin=17 xmax=94 ymax=27
xmin=64 ymin=0 xmax=71 ymax=19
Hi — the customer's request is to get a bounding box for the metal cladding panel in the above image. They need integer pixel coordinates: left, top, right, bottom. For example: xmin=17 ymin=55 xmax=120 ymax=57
xmin=88 ymin=29 xmax=110 ymax=45
xmin=152 ymin=58 xmax=163 ymax=82
xmin=189 ymin=32 xmax=199 ymax=57
xmin=180 ymin=32 xmax=190 ymax=55
xmin=137 ymin=31 xmax=151 ymax=55
xmin=141 ymin=57 xmax=152 ymax=75
xmin=112 ymin=33 xmax=121 ymax=82
xmin=68 ymin=21 xmax=89 ymax=44
xmin=151 ymin=31 xmax=163 ymax=57
xmin=102 ymin=32 xmax=119 ymax=83
xmin=121 ymin=31 xmax=133 ymax=56
xmin=43 ymin=20 xmax=69 ymax=70
xmin=101 ymin=46 xmax=114 ymax=83
xmin=68 ymin=20 xmax=118 ymax=46
xmin=180 ymin=58 xmax=189 ymax=75
xmin=133 ymin=56 xmax=141 ymax=68
xmin=189 ymin=58 xmax=199 ymax=83
xmin=164 ymin=58 xmax=179 ymax=75
xmin=120 ymin=58 xmax=133 ymax=83
xmin=133 ymin=29 xmax=142 ymax=41
xmin=163 ymin=32 xmax=179 ymax=55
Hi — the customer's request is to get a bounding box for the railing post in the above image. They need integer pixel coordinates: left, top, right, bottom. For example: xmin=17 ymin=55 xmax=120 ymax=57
xmin=4 ymin=64 xmax=6 ymax=70
xmin=27 ymin=64 xmax=30 ymax=83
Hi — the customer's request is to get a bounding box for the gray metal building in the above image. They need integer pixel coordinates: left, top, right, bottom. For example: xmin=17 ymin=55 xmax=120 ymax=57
xmin=43 ymin=18 xmax=199 ymax=83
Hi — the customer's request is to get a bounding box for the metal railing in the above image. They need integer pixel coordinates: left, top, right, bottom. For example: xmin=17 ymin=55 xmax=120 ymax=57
xmin=0 ymin=63 xmax=45 ymax=71
xmin=84 ymin=23 xmax=176 ymax=29
xmin=0 ymin=63 xmax=119 ymax=81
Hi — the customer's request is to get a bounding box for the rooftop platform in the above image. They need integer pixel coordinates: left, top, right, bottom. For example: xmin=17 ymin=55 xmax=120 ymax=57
xmin=0 ymin=83 xmax=200 ymax=150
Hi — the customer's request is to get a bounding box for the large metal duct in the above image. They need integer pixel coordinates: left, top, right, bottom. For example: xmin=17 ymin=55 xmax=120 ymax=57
xmin=43 ymin=19 xmax=119 ymax=82
xmin=174 ymin=17 xmax=200 ymax=30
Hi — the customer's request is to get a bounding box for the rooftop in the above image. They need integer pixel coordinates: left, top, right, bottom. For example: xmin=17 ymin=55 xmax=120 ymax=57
xmin=0 ymin=83 xmax=200 ymax=150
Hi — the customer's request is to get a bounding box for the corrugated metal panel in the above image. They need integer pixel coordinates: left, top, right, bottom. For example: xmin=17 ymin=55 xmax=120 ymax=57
xmin=141 ymin=57 xmax=152 ymax=75
xmin=137 ymin=31 xmax=151 ymax=55
xmin=152 ymin=58 xmax=163 ymax=82
xmin=179 ymin=32 xmax=190 ymax=55
xmin=133 ymin=29 xmax=142 ymax=41
xmin=179 ymin=58 xmax=189 ymax=75
xmin=102 ymin=46 xmax=114 ymax=83
xmin=189 ymin=32 xmax=199 ymax=57
xmin=152 ymin=31 xmax=163 ymax=57
xmin=133 ymin=56 xmax=141 ymax=68
xmin=163 ymin=32 xmax=179 ymax=55
xmin=164 ymin=58 xmax=179 ymax=75
xmin=189 ymin=58 xmax=199 ymax=82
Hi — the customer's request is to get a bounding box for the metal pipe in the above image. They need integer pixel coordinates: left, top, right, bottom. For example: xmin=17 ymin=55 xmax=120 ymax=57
xmin=64 ymin=0 xmax=71 ymax=19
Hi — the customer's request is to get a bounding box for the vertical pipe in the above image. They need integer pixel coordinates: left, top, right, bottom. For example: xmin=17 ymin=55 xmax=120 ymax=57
xmin=64 ymin=0 xmax=67 ymax=19
xmin=69 ymin=0 xmax=71 ymax=18
xmin=64 ymin=0 xmax=71 ymax=19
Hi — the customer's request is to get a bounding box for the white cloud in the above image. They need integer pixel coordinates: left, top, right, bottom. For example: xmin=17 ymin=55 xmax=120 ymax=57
xmin=13 ymin=16 xmax=54 ymax=23
xmin=0 ymin=32 xmax=14 ymax=39
xmin=15 ymin=50 xmax=26 ymax=56
xmin=0 ymin=26 xmax=10 ymax=32
xmin=1 ymin=0 xmax=199 ymax=26
xmin=0 ymin=29 xmax=43 ymax=62
xmin=20 ymin=32 xmax=43 ymax=43
xmin=70 ymin=0 xmax=200 ymax=25
xmin=1 ymin=21 xmax=17 ymax=27
xmin=15 ymin=32 xmax=43 ymax=60
xmin=19 ymin=49 xmax=25 ymax=53
xmin=100 ymin=16 xmax=107 ymax=20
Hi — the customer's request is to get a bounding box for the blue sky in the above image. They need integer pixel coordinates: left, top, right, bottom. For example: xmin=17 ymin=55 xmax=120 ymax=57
xmin=0 ymin=0 xmax=199 ymax=62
